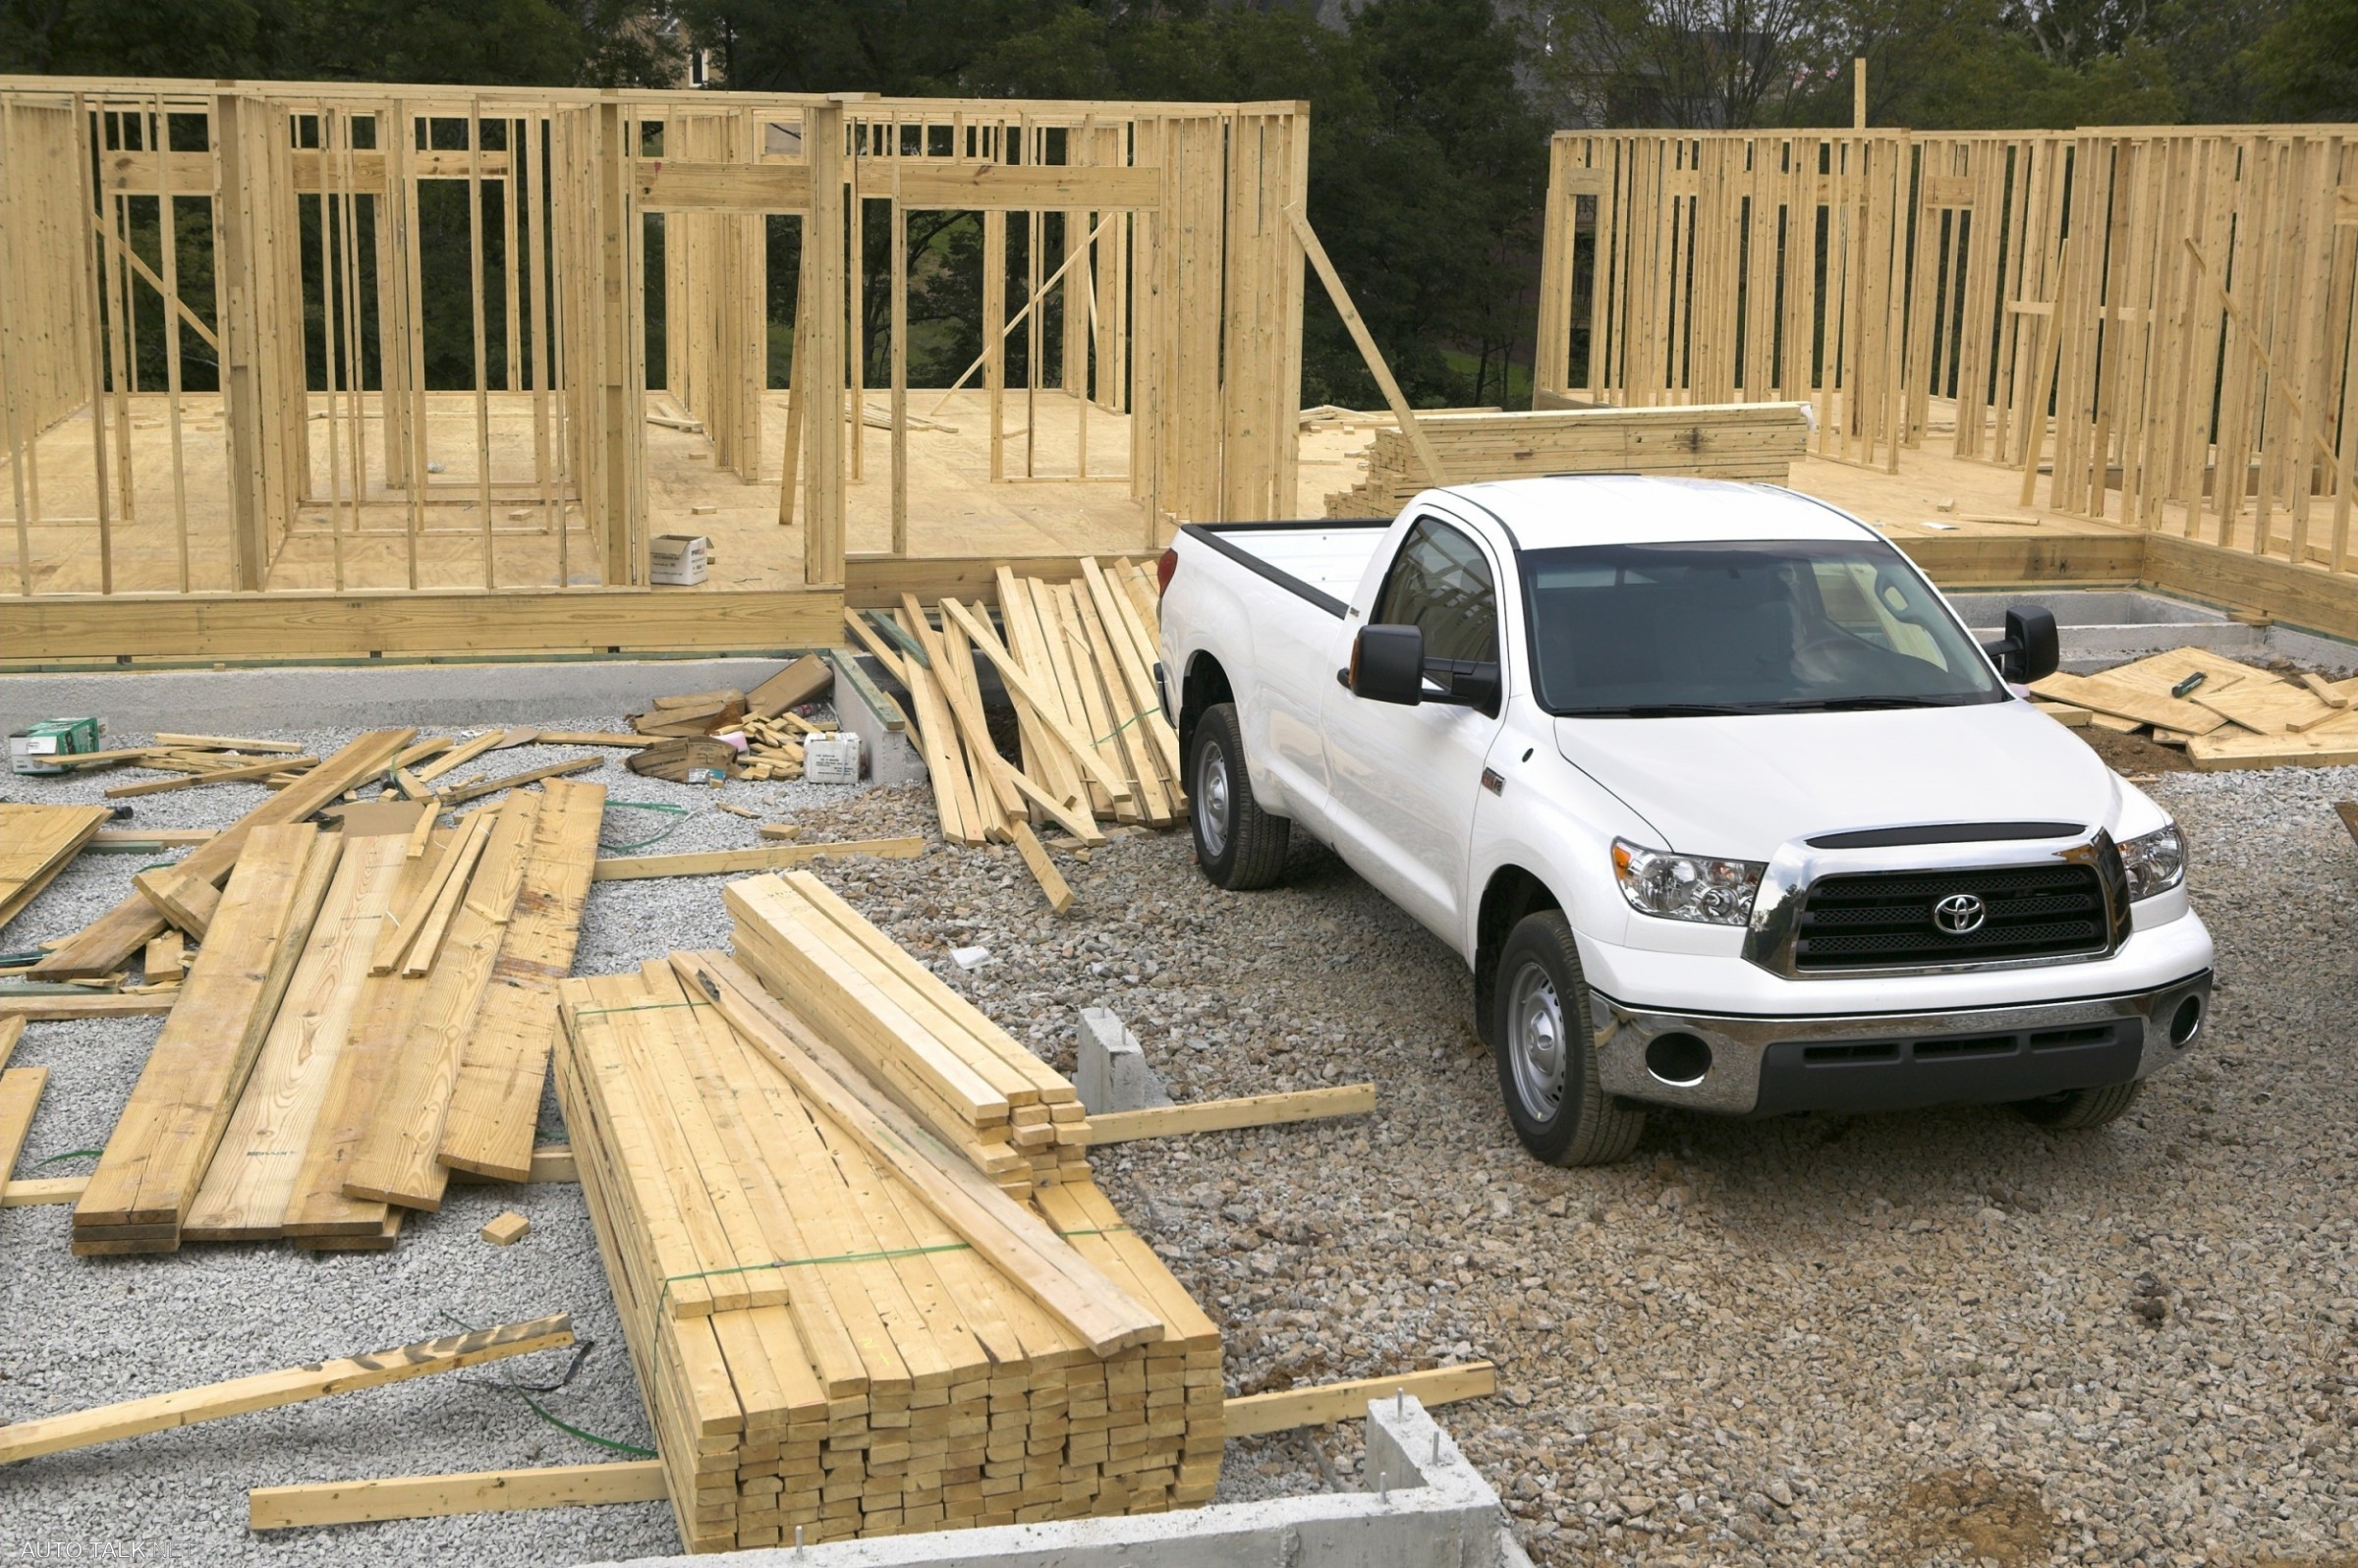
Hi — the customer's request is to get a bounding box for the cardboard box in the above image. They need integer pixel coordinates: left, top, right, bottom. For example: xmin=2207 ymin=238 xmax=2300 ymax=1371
xmin=9 ymin=716 xmax=104 ymax=775
xmin=803 ymin=732 xmax=863 ymax=785
xmin=650 ymin=533 xmax=709 ymax=587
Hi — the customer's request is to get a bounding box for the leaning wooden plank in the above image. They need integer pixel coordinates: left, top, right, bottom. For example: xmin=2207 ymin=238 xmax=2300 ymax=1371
xmin=438 ymin=781 xmax=606 ymax=1182
xmin=440 ymin=756 xmax=604 ymax=807
xmin=73 ymin=827 xmax=338 ymax=1247
xmin=3 ymin=1174 xmax=85 ymax=1207
xmin=590 ymin=837 xmax=925 ymax=882
xmin=29 ymin=729 xmax=416 ymax=980
xmin=0 ymin=1316 xmax=575 ymax=1465
xmin=1083 ymin=1083 xmax=1377 ymax=1145
xmin=343 ymin=798 xmax=542 ymax=1210
xmin=0 ymin=991 xmax=177 ymax=1022
xmin=0 ymin=1065 xmax=48 ymax=1184
xmin=941 ymin=596 xmax=1134 ymax=802
xmin=0 ymin=805 xmax=113 ymax=934
xmin=249 ymin=1458 xmax=669 ymax=1531
xmin=2338 ymin=802 xmax=2358 ymax=846
xmin=1222 ymin=1361 xmax=1498 ymax=1437
xmin=0 ymin=1016 xmax=21 ymax=1069
xmin=104 ymin=756 xmax=319 ymax=798
xmin=397 ymin=812 xmax=501 ymax=978
xmin=747 ymin=653 xmax=833 ymax=718
xmin=410 ymin=729 xmax=509 ymax=785
xmin=674 ymin=951 xmax=1162 ymax=1354
xmin=1008 ymin=820 xmax=1074 ymax=915
xmin=372 ymin=812 xmax=492 ymax=976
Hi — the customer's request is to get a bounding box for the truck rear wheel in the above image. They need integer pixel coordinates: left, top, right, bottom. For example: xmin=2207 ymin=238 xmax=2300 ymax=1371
xmin=1491 ymin=911 xmax=1645 ymax=1166
xmin=1189 ymin=702 xmax=1290 ymax=890
xmin=2015 ymin=1079 xmax=2142 ymax=1129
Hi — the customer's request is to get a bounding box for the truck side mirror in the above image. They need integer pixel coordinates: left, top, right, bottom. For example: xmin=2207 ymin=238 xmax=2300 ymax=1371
xmin=1350 ymin=624 xmax=1426 ymax=705
xmin=1982 ymin=605 xmax=2060 ymax=685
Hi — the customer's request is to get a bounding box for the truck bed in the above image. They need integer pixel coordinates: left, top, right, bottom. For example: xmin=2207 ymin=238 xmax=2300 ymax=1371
xmin=1181 ymin=520 xmax=1389 ymax=617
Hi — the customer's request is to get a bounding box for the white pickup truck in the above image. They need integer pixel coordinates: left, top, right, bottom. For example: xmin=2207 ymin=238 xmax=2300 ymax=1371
xmin=1153 ymin=476 xmax=2213 ymax=1165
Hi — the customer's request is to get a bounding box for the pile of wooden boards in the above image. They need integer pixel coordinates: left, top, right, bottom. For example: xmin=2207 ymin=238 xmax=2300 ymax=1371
xmin=842 ymin=559 xmax=1180 ymax=871
xmin=1322 ymin=402 xmax=1814 ymax=516
xmin=2031 ymin=647 xmax=2358 ymax=770
xmin=728 ymin=872 xmax=1090 ymax=1199
xmin=0 ymin=804 xmax=112 ymax=937
xmin=626 ymin=655 xmax=839 ymax=783
xmin=556 ymin=928 xmax=1219 ymax=1552
xmin=66 ymin=730 xmax=605 ymax=1255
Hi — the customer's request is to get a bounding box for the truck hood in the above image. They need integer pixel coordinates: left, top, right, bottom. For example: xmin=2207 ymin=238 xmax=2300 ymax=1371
xmin=1553 ymin=700 xmax=2122 ymax=857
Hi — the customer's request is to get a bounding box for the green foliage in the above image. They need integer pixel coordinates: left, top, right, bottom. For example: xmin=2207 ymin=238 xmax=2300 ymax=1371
xmin=2246 ymin=0 xmax=2358 ymax=116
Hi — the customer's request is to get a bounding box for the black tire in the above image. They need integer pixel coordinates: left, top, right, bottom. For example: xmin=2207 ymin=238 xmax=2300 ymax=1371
xmin=1490 ymin=911 xmax=1645 ymax=1166
xmin=1188 ymin=702 xmax=1290 ymax=890
xmin=2015 ymin=1079 xmax=2142 ymax=1129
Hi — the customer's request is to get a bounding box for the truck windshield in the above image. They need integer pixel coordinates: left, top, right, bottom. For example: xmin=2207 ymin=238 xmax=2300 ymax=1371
xmin=1521 ymin=538 xmax=2008 ymax=716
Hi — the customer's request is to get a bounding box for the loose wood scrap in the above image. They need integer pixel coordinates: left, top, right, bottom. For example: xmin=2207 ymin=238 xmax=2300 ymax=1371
xmin=373 ymin=811 xmax=494 ymax=976
xmin=0 ymin=1060 xmax=47 ymax=1192
xmin=1083 ymin=1083 xmax=1377 ymax=1145
xmin=1223 ymin=1362 xmax=1498 ymax=1436
xmin=0 ymin=1316 xmax=574 ymax=1465
xmin=590 ymin=837 xmax=924 ymax=881
xmin=74 ymin=826 xmax=341 ymax=1256
xmin=480 ymin=1210 xmax=531 ymax=1246
xmin=30 ymin=729 xmax=418 ymax=980
xmin=748 ymin=653 xmax=832 ymax=718
xmin=0 ymin=991 xmax=178 ymax=1021
xmin=440 ymin=756 xmax=603 ymax=807
xmin=556 ymin=965 xmax=1218 ymax=1551
xmin=438 ymin=780 xmax=606 ymax=1183
xmin=0 ymin=804 xmax=112 ymax=934
xmin=3 ymin=1175 xmax=85 ymax=1206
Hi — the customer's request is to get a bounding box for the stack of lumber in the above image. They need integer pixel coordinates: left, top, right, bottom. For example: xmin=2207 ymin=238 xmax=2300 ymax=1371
xmin=1323 ymin=401 xmax=1813 ymax=515
xmin=2030 ymin=647 xmax=2358 ymax=770
xmin=556 ymin=943 xmax=1219 ymax=1552
xmin=727 ymin=871 xmax=1090 ymax=1200
xmin=71 ymin=773 xmax=605 ymax=1254
xmin=842 ymin=559 xmax=1179 ymax=870
xmin=0 ymin=803 xmax=112 ymax=935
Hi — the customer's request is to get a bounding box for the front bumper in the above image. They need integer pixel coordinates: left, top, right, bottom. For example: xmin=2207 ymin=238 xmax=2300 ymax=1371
xmin=1589 ymin=969 xmax=2213 ymax=1116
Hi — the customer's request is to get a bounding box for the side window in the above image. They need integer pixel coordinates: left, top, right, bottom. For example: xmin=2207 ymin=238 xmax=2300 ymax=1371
xmin=1375 ymin=518 xmax=1498 ymax=664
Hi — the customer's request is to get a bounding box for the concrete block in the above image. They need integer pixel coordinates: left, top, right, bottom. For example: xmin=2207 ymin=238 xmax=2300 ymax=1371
xmin=827 ymin=652 xmax=927 ymax=787
xmin=1075 ymin=1007 xmax=1170 ymax=1115
xmin=583 ymin=1394 xmax=1512 ymax=1568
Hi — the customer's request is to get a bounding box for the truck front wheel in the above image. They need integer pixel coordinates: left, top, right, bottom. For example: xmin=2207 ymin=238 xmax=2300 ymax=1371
xmin=1491 ymin=912 xmax=1645 ymax=1166
xmin=1189 ymin=702 xmax=1290 ymax=890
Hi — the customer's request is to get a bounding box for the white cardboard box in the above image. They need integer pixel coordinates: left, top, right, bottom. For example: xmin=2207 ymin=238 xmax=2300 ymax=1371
xmin=803 ymin=732 xmax=863 ymax=784
xmin=650 ymin=533 xmax=709 ymax=586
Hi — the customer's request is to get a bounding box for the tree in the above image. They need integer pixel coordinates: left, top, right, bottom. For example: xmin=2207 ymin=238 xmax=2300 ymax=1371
xmin=2245 ymin=0 xmax=2358 ymax=116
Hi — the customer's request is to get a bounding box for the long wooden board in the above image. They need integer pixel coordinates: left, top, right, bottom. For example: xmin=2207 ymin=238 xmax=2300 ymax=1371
xmin=249 ymin=1459 xmax=669 ymax=1531
xmin=439 ymin=780 xmax=606 ymax=1181
xmin=0 ymin=1316 xmax=574 ymax=1464
xmin=75 ymin=826 xmax=338 ymax=1249
xmin=1084 ymin=1083 xmax=1376 ymax=1144
xmin=1223 ymin=1361 xmax=1498 ymax=1436
xmin=589 ymin=837 xmax=925 ymax=881
xmin=183 ymin=832 xmax=416 ymax=1241
xmin=29 ymin=729 xmax=415 ymax=980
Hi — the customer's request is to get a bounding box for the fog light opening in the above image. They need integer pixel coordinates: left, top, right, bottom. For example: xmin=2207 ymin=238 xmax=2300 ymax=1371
xmin=1645 ymin=1032 xmax=1713 ymax=1088
xmin=2168 ymin=995 xmax=2203 ymax=1048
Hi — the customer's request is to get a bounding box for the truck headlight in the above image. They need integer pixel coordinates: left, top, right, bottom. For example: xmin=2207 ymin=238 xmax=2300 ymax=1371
xmin=1611 ymin=838 xmax=1765 ymax=925
xmin=2119 ymin=823 xmax=2185 ymax=900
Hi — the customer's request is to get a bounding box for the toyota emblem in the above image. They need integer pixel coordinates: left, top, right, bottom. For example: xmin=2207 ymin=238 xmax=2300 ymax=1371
xmin=1933 ymin=892 xmax=1988 ymax=934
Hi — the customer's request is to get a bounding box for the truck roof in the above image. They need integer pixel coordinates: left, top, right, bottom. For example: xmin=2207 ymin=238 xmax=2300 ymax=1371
xmin=1428 ymin=475 xmax=1876 ymax=550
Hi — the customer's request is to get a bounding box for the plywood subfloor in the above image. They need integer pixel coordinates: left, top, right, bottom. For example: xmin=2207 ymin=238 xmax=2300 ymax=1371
xmin=0 ymin=388 xmax=1152 ymax=596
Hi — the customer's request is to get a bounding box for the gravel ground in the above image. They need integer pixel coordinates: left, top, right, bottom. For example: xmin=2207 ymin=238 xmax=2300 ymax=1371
xmin=6 ymin=719 xmax=2356 ymax=1567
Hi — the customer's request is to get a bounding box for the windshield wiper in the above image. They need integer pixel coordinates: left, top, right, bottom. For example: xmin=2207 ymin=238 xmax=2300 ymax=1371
xmin=1788 ymin=695 xmax=1990 ymax=712
xmin=1564 ymin=702 xmax=1781 ymax=718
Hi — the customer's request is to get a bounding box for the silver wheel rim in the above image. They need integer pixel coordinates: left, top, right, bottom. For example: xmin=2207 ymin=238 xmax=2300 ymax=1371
xmin=1507 ymin=961 xmax=1566 ymax=1118
xmin=1198 ymin=740 xmax=1231 ymax=859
